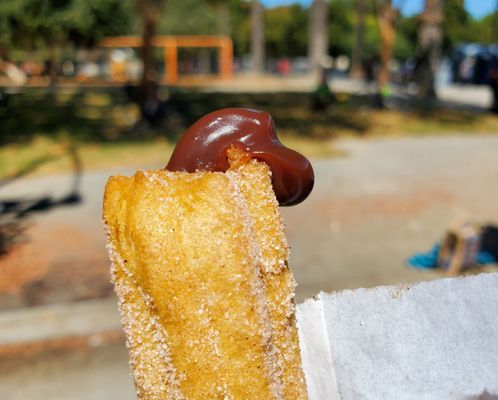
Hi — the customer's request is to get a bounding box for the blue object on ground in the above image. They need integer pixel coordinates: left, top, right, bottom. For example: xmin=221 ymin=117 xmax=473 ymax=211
xmin=476 ymin=251 xmax=496 ymax=264
xmin=407 ymin=244 xmax=496 ymax=270
xmin=407 ymin=244 xmax=440 ymax=269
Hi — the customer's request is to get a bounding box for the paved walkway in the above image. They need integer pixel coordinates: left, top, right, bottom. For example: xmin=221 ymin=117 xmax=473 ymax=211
xmin=285 ymin=134 xmax=498 ymax=298
xmin=1 ymin=134 xmax=498 ymax=398
xmin=1 ymin=134 xmax=498 ymax=307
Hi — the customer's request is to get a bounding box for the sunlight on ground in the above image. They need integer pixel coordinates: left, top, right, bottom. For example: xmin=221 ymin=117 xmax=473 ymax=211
xmin=0 ymin=137 xmax=173 ymax=178
xmin=0 ymin=135 xmax=339 ymax=179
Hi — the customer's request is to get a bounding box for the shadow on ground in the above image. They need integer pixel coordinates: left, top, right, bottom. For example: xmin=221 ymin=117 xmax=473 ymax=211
xmin=1 ymin=87 xmax=496 ymax=147
xmin=0 ymin=142 xmax=83 ymax=258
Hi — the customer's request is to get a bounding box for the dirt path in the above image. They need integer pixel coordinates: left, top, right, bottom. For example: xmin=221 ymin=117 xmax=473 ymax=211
xmin=285 ymin=134 xmax=498 ymax=299
xmin=1 ymin=134 xmax=498 ymax=309
xmin=1 ymin=134 xmax=498 ymax=398
xmin=0 ymin=341 xmax=135 ymax=400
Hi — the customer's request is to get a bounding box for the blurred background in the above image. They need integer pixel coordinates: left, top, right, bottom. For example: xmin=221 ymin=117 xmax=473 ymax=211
xmin=1 ymin=0 xmax=498 ymax=398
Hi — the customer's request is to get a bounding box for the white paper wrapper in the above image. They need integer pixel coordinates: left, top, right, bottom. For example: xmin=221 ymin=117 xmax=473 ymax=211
xmin=297 ymin=273 xmax=498 ymax=400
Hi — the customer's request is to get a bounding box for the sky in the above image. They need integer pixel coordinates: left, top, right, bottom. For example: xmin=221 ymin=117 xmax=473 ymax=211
xmin=261 ymin=0 xmax=497 ymax=19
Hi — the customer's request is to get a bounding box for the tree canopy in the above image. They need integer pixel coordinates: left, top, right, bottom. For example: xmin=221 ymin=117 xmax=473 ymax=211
xmin=265 ymin=5 xmax=308 ymax=58
xmin=0 ymin=0 xmax=133 ymax=57
xmin=0 ymin=0 xmax=496 ymax=62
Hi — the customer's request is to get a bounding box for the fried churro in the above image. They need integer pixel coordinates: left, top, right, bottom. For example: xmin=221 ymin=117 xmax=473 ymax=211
xmin=103 ymin=108 xmax=313 ymax=399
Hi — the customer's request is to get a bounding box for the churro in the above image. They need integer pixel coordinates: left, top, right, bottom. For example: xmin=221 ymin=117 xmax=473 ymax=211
xmin=103 ymin=108 xmax=313 ymax=399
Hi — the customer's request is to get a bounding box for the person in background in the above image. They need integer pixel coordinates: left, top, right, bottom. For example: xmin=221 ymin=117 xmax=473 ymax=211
xmin=311 ymin=67 xmax=335 ymax=111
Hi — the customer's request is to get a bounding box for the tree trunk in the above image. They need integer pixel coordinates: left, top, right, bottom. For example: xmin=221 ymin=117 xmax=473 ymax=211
xmin=376 ymin=1 xmax=397 ymax=88
xmin=308 ymin=0 xmax=328 ymax=79
xmin=49 ymin=44 xmax=59 ymax=87
xmin=0 ymin=45 xmax=8 ymax=61
xmin=416 ymin=0 xmax=443 ymax=99
xmin=138 ymin=0 xmax=164 ymax=114
xmin=250 ymin=1 xmax=265 ymax=74
xmin=351 ymin=0 xmax=366 ymax=79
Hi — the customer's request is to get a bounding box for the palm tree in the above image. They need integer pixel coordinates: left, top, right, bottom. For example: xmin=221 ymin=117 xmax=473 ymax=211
xmin=137 ymin=0 xmax=165 ymax=110
xmin=351 ymin=0 xmax=366 ymax=79
xmin=250 ymin=0 xmax=265 ymax=74
xmin=372 ymin=0 xmax=398 ymax=88
xmin=308 ymin=0 xmax=328 ymax=78
xmin=415 ymin=0 xmax=444 ymax=99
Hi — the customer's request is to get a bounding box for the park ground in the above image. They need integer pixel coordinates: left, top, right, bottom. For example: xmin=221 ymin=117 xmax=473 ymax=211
xmin=1 ymin=79 xmax=498 ymax=178
xmin=0 ymin=80 xmax=498 ymax=398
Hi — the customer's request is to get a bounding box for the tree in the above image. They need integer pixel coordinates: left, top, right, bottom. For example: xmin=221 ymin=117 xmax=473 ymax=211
xmin=265 ymin=5 xmax=307 ymax=58
xmin=395 ymin=14 xmax=417 ymax=60
xmin=159 ymin=0 xmax=227 ymax=35
xmin=415 ymin=0 xmax=443 ymax=99
xmin=327 ymin=0 xmax=354 ymax=57
xmin=372 ymin=0 xmax=398 ymax=88
xmin=308 ymin=0 xmax=328 ymax=78
xmin=137 ymin=0 xmax=164 ymax=104
xmin=0 ymin=1 xmax=133 ymax=51
xmin=351 ymin=0 xmax=366 ymax=78
xmin=250 ymin=0 xmax=265 ymax=74
xmin=0 ymin=0 xmax=132 ymax=80
xmin=441 ymin=0 xmax=469 ymax=50
xmin=229 ymin=2 xmax=250 ymax=57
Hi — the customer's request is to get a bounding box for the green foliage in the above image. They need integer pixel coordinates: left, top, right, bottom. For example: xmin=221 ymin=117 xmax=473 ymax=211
xmin=157 ymin=0 xmax=256 ymax=57
xmin=443 ymin=0 xmax=498 ymax=49
xmin=362 ymin=14 xmax=381 ymax=59
xmin=159 ymin=0 xmax=223 ymax=35
xmin=326 ymin=0 xmax=415 ymax=61
xmin=0 ymin=0 xmax=133 ymax=55
xmin=328 ymin=0 xmax=354 ymax=57
xmin=442 ymin=0 xmax=470 ymax=50
xmin=265 ymin=5 xmax=307 ymax=58
xmin=1 ymin=0 xmax=496 ymax=64
xmin=466 ymin=12 xmax=498 ymax=45
xmin=394 ymin=15 xmax=417 ymax=60
xmin=231 ymin=2 xmax=251 ymax=56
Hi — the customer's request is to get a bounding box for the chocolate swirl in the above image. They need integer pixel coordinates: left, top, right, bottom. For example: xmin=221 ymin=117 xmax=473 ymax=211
xmin=166 ymin=108 xmax=314 ymax=206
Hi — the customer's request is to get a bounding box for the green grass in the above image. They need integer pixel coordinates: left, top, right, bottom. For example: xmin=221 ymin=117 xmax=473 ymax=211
xmin=0 ymin=137 xmax=175 ymax=179
xmin=1 ymin=87 xmax=497 ymax=179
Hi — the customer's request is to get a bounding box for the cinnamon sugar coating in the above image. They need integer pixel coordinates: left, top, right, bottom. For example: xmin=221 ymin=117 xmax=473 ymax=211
xmin=103 ymin=150 xmax=308 ymax=399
